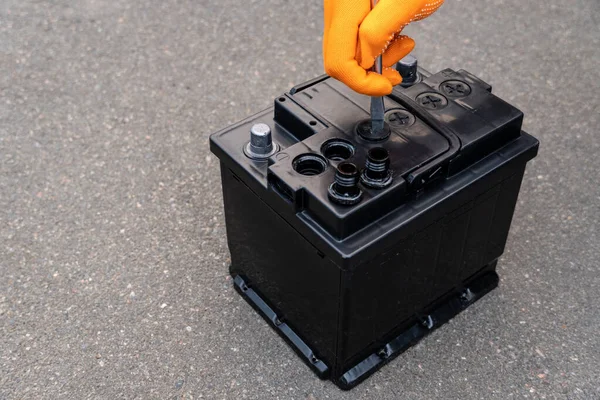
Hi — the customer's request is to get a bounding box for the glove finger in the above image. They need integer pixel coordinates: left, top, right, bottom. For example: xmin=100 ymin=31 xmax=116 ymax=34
xmin=411 ymin=0 xmax=445 ymax=22
xmin=382 ymin=35 xmax=415 ymax=68
xmin=358 ymin=0 xmax=429 ymax=70
xmin=382 ymin=67 xmax=402 ymax=86
xmin=323 ymin=0 xmax=370 ymax=68
xmin=329 ymin=62 xmax=393 ymax=96
xmin=324 ymin=0 xmax=391 ymax=96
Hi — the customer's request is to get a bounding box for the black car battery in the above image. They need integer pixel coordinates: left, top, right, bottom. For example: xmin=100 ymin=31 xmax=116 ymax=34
xmin=209 ymin=61 xmax=539 ymax=389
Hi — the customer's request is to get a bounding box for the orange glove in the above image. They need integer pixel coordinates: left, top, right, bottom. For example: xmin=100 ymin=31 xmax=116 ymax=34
xmin=323 ymin=0 xmax=444 ymax=96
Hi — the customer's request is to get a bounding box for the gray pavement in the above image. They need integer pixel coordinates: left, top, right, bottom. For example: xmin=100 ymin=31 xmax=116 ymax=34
xmin=1 ymin=0 xmax=599 ymax=399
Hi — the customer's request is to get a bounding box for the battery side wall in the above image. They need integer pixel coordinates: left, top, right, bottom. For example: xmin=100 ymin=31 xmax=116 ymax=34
xmin=337 ymin=166 xmax=526 ymax=373
xmin=220 ymin=166 xmax=342 ymax=368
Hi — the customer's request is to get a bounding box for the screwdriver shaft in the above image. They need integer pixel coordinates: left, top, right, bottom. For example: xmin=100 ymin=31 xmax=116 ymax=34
xmin=370 ymin=0 xmax=385 ymax=135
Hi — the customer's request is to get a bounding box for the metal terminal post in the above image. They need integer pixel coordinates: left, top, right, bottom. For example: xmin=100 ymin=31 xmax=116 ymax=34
xmin=244 ymin=123 xmax=279 ymax=159
xmin=396 ymin=54 xmax=420 ymax=87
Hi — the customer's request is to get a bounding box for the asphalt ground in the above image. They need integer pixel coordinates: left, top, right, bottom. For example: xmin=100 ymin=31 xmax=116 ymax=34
xmin=1 ymin=0 xmax=599 ymax=399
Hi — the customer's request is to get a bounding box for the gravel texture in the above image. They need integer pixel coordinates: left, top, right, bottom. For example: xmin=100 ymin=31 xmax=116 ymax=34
xmin=1 ymin=0 xmax=599 ymax=399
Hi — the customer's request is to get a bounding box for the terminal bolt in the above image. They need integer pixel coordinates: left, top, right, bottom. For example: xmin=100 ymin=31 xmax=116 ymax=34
xmin=396 ymin=55 xmax=420 ymax=87
xmin=244 ymin=123 xmax=279 ymax=159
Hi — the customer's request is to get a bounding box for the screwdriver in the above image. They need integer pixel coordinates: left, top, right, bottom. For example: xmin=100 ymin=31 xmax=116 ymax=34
xmin=369 ymin=0 xmax=385 ymax=136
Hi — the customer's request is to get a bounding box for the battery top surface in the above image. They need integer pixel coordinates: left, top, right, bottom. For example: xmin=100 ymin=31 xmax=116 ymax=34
xmin=210 ymin=68 xmax=537 ymax=258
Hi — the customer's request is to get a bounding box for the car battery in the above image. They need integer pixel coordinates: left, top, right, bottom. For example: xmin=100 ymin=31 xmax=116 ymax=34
xmin=209 ymin=61 xmax=539 ymax=389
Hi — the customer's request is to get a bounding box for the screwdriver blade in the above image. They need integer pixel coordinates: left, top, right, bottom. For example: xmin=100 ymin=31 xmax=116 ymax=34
xmin=370 ymin=96 xmax=385 ymax=134
xmin=370 ymin=55 xmax=385 ymax=135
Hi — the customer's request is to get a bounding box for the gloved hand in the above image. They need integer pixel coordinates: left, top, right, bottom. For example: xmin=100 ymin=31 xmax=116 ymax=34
xmin=323 ymin=0 xmax=444 ymax=96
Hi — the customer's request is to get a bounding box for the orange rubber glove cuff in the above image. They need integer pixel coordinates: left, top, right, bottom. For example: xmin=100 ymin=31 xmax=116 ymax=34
xmin=323 ymin=0 xmax=444 ymax=96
